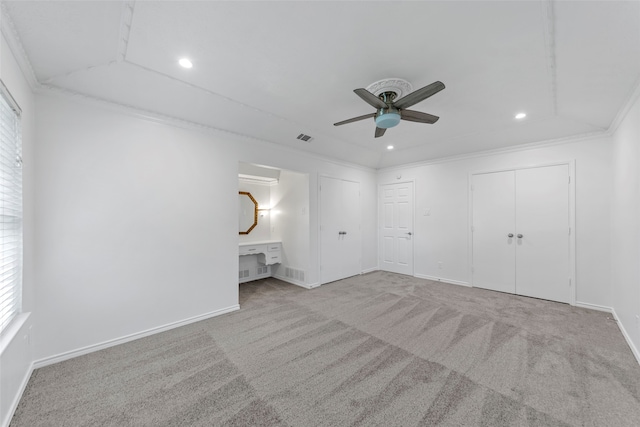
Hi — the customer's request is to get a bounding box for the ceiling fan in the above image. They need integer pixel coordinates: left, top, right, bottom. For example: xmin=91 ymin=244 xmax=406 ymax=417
xmin=334 ymin=80 xmax=445 ymax=138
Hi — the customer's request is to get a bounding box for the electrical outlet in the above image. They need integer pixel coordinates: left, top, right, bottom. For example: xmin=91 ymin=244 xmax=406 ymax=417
xmin=438 ymin=261 xmax=443 ymax=269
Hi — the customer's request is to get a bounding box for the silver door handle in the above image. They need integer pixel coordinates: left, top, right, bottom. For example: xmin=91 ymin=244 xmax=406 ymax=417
xmin=508 ymin=233 xmax=514 ymax=238
xmin=406 ymin=232 xmax=412 ymax=236
xmin=517 ymin=234 xmax=523 ymax=238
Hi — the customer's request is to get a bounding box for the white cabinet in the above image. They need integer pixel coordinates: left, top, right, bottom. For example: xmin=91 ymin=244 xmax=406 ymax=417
xmin=239 ymin=241 xmax=282 ymax=283
xmin=471 ymin=164 xmax=571 ymax=303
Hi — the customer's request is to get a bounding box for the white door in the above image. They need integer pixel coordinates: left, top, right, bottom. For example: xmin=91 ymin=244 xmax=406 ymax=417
xmin=471 ymin=171 xmax=516 ymax=293
xmin=380 ymin=182 xmax=414 ymax=275
xmin=341 ymin=180 xmax=362 ymax=278
xmin=320 ymin=176 xmax=361 ymax=284
xmin=471 ymin=165 xmax=570 ymax=304
xmin=515 ymin=165 xmax=570 ymax=303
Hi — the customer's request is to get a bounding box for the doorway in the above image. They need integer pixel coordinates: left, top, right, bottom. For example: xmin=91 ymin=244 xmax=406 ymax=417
xmin=380 ymin=181 xmax=414 ymax=276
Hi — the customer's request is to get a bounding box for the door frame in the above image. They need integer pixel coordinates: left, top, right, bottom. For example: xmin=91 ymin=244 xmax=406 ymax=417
xmin=318 ymin=174 xmax=362 ymax=285
xmin=468 ymin=160 xmax=576 ymax=305
xmin=378 ymin=179 xmax=416 ymax=276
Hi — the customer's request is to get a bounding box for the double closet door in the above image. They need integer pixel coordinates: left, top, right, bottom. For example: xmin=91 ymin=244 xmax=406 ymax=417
xmin=471 ymin=164 xmax=570 ymax=303
xmin=319 ymin=176 xmax=361 ymax=284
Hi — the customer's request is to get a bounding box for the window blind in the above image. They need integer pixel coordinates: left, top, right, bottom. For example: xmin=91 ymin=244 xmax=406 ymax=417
xmin=0 ymin=80 xmax=22 ymax=335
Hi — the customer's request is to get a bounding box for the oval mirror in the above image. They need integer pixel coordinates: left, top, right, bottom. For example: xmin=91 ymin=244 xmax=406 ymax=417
xmin=239 ymin=191 xmax=258 ymax=235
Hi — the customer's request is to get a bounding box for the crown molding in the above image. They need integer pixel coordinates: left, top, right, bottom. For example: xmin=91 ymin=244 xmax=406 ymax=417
xmin=0 ymin=2 xmax=40 ymax=91
xmin=377 ymin=129 xmax=608 ymax=173
xmin=117 ymin=1 xmax=136 ymax=62
xmin=37 ymin=84 xmax=378 ymax=173
xmin=608 ymin=76 xmax=640 ymax=136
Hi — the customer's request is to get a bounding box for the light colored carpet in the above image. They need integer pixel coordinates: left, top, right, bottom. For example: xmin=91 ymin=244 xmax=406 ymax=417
xmin=11 ymin=271 xmax=640 ymax=426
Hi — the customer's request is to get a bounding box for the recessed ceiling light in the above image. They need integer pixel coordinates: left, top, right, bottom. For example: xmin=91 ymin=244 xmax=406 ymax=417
xmin=178 ymin=58 xmax=193 ymax=69
xmin=515 ymin=112 xmax=527 ymax=119
xmin=387 ymin=145 xmax=394 ymax=150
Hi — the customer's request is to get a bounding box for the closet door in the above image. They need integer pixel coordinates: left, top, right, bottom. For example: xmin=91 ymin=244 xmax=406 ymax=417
xmin=320 ymin=176 xmax=343 ymax=284
xmin=471 ymin=171 xmax=516 ymax=293
xmin=515 ymin=165 xmax=569 ymax=303
xmin=319 ymin=177 xmax=361 ymax=284
xmin=471 ymin=165 xmax=570 ymax=304
xmin=341 ymin=179 xmax=361 ymax=279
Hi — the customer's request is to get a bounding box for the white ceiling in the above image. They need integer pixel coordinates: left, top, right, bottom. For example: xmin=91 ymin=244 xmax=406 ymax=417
xmin=3 ymin=1 xmax=640 ymax=169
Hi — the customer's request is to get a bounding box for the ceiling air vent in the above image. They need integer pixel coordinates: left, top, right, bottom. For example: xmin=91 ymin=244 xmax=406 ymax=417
xmin=296 ymin=133 xmax=313 ymax=142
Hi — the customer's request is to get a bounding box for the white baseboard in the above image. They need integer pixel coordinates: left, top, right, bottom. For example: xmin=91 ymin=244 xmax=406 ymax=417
xmin=361 ymin=267 xmax=378 ymax=274
xmin=574 ymin=301 xmax=613 ymax=313
xmin=611 ymin=308 xmax=640 ymax=367
xmin=415 ymin=274 xmax=471 ymax=287
xmin=272 ymin=273 xmax=319 ymax=289
xmin=33 ymin=305 xmax=240 ymax=369
xmin=1 ymin=362 xmax=33 ymax=427
xmin=0 ymin=362 xmax=35 ymax=427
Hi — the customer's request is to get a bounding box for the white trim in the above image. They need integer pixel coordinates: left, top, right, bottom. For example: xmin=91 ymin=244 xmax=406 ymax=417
xmin=608 ymin=77 xmax=640 ymax=135
xmin=612 ymin=308 xmax=640 ymax=367
xmin=415 ymin=274 xmax=470 ymax=287
xmin=0 ymin=4 xmax=39 ymax=91
xmin=1 ymin=361 xmax=33 ymax=427
xmin=0 ymin=313 xmax=30 ymax=356
xmin=361 ymin=267 xmax=378 ymax=274
xmin=36 ymin=87 xmax=377 ymax=173
xmin=272 ymin=273 xmax=318 ymax=289
xmin=0 ymin=314 xmax=33 ymax=427
xmin=567 ymin=160 xmax=577 ymax=306
xmin=574 ymin=302 xmax=612 ymax=313
xmin=33 ymin=305 xmax=239 ymax=369
xmin=377 ymin=131 xmax=606 ymax=173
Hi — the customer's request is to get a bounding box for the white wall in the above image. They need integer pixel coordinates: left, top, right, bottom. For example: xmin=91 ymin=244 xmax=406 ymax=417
xmin=378 ymin=136 xmax=612 ymax=308
xmin=0 ymin=33 xmax=36 ymax=427
xmin=611 ymin=91 xmax=640 ymax=358
xmin=33 ymin=94 xmax=240 ymax=362
xmin=32 ymin=92 xmax=378 ymax=364
xmin=271 ymin=169 xmax=310 ymax=284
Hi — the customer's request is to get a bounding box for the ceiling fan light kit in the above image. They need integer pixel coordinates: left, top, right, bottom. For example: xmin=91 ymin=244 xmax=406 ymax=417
xmin=334 ymin=78 xmax=445 ymax=138
xmin=375 ymin=111 xmax=401 ymax=129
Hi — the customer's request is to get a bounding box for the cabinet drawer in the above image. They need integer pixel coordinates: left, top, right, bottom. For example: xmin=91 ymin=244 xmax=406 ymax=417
xmin=239 ymin=245 xmax=266 ymax=256
xmin=267 ymin=243 xmax=281 ymax=252
xmin=258 ymin=252 xmax=281 ymax=265
xmin=266 ymin=253 xmax=281 ymax=264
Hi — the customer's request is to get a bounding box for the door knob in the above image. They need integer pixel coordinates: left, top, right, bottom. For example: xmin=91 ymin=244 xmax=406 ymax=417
xmin=406 ymin=232 xmax=412 ymax=236
xmin=517 ymin=234 xmax=523 ymax=238
xmin=508 ymin=233 xmax=514 ymax=238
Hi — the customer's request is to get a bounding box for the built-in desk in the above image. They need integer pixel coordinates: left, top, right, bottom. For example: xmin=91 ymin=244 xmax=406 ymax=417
xmin=239 ymin=241 xmax=281 ymax=283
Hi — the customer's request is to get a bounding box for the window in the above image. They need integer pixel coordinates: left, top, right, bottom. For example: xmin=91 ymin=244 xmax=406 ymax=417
xmin=0 ymin=79 xmax=22 ymax=335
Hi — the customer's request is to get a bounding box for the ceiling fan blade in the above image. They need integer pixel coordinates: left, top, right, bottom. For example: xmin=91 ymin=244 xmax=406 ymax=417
xmin=375 ymin=127 xmax=386 ymax=138
xmin=354 ymin=88 xmax=387 ymax=109
xmin=401 ymin=109 xmax=440 ymax=124
xmin=394 ymin=81 xmax=445 ymax=110
xmin=334 ymin=113 xmax=375 ymax=126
